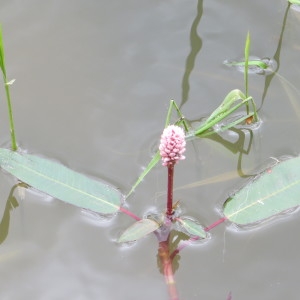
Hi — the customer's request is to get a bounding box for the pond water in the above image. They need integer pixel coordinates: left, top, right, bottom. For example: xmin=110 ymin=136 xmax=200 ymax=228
xmin=0 ymin=0 xmax=300 ymax=299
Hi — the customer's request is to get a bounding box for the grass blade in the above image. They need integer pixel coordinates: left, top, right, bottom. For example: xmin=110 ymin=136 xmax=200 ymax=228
xmin=0 ymin=26 xmax=17 ymax=150
xmin=127 ymin=151 xmax=161 ymax=198
xmin=0 ymin=25 xmax=7 ymax=77
xmin=244 ymin=31 xmax=250 ymax=98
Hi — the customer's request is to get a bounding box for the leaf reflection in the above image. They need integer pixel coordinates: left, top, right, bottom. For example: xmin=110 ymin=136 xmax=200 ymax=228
xmin=0 ymin=183 xmax=21 ymax=245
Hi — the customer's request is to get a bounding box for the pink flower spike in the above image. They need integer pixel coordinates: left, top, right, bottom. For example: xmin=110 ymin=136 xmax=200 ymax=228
xmin=159 ymin=125 xmax=186 ymax=166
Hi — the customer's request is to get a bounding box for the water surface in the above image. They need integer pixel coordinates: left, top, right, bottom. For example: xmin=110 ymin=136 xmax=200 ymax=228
xmin=0 ymin=0 xmax=300 ymax=299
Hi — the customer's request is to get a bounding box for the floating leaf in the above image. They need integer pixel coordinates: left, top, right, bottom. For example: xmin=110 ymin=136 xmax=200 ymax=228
xmin=0 ymin=148 xmax=122 ymax=214
xmin=223 ymin=156 xmax=300 ymax=225
xmin=177 ymin=217 xmax=207 ymax=238
xmin=118 ymin=218 xmax=160 ymax=243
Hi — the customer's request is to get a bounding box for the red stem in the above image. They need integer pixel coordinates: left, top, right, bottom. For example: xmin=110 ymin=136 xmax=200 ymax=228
xmin=158 ymin=240 xmax=179 ymax=300
xmin=119 ymin=207 xmax=141 ymax=221
xmin=166 ymin=164 xmax=174 ymax=217
xmin=204 ymin=216 xmax=227 ymax=232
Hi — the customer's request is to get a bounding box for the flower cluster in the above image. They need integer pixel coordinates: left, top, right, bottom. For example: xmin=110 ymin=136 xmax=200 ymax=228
xmin=159 ymin=125 xmax=186 ymax=166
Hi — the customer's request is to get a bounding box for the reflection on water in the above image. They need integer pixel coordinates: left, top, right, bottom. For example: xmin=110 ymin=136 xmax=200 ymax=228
xmin=261 ymin=2 xmax=291 ymax=105
xmin=202 ymin=126 xmax=255 ymax=178
xmin=0 ymin=184 xmax=19 ymax=245
xmin=181 ymin=0 xmax=203 ymax=107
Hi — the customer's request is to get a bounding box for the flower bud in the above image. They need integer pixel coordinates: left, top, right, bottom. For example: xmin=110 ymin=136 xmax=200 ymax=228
xmin=159 ymin=125 xmax=186 ymax=166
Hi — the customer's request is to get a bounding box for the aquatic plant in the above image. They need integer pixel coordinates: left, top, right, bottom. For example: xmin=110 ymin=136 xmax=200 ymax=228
xmin=288 ymin=0 xmax=300 ymax=4
xmin=0 ymin=25 xmax=17 ymax=151
xmin=0 ymin=5 xmax=299 ymax=298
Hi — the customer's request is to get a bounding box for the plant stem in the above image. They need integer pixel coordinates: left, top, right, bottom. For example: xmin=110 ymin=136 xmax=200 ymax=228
xmin=165 ymin=100 xmax=189 ymax=131
xmin=166 ymin=164 xmax=174 ymax=217
xmin=0 ymin=26 xmax=17 ymax=151
xmin=244 ymin=31 xmax=250 ymax=99
xmin=4 ymin=82 xmax=17 ymax=151
xmin=119 ymin=206 xmax=141 ymax=221
xmin=204 ymin=216 xmax=227 ymax=231
xmin=244 ymin=32 xmax=250 ymax=116
xmin=158 ymin=240 xmax=179 ymax=300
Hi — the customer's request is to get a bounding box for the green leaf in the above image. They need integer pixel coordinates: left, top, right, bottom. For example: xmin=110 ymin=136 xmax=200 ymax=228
xmin=0 ymin=25 xmax=7 ymax=78
xmin=118 ymin=218 xmax=160 ymax=243
xmin=0 ymin=26 xmax=18 ymax=151
xmin=177 ymin=217 xmax=207 ymax=238
xmin=0 ymin=148 xmax=122 ymax=214
xmin=194 ymin=89 xmax=248 ymax=137
xmin=207 ymin=89 xmax=247 ymax=123
xmin=244 ymin=31 xmax=250 ymax=97
xmin=127 ymin=151 xmax=161 ymax=198
xmin=289 ymin=0 xmax=300 ymax=4
xmin=223 ymin=156 xmax=300 ymax=225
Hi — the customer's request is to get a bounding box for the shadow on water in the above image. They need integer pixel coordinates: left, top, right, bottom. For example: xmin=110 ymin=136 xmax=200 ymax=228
xmin=180 ymin=3 xmax=295 ymax=182
xmin=0 ymin=184 xmax=20 ymax=245
xmin=180 ymin=0 xmax=203 ymax=108
xmin=202 ymin=127 xmax=255 ymax=178
xmin=260 ymin=2 xmax=291 ymax=108
xmin=179 ymin=0 xmax=260 ymax=179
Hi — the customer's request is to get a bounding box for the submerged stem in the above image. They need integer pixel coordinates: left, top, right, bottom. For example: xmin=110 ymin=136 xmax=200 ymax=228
xmin=158 ymin=240 xmax=179 ymax=300
xmin=169 ymin=217 xmax=228 ymax=260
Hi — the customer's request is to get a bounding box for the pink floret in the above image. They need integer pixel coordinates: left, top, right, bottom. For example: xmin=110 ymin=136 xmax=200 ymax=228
xmin=159 ymin=125 xmax=186 ymax=166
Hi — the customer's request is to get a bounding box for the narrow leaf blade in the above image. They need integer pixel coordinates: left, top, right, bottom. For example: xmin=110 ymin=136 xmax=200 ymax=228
xmin=223 ymin=156 xmax=300 ymax=225
xmin=127 ymin=151 xmax=161 ymax=198
xmin=118 ymin=219 xmax=160 ymax=243
xmin=0 ymin=25 xmax=7 ymax=78
xmin=0 ymin=149 xmax=122 ymax=214
xmin=244 ymin=31 xmax=250 ymax=97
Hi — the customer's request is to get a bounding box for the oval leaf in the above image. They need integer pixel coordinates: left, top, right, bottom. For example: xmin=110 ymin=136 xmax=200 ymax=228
xmin=177 ymin=217 xmax=207 ymax=238
xmin=118 ymin=219 xmax=160 ymax=243
xmin=223 ymin=156 xmax=300 ymax=225
xmin=0 ymin=149 xmax=122 ymax=214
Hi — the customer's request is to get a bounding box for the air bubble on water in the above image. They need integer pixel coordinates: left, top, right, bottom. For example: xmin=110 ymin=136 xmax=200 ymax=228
xmin=291 ymin=4 xmax=300 ymax=12
xmin=80 ymin=208 xmax=117 ymax=226
xmin=224 ymin=56 xmax=277 ymax=75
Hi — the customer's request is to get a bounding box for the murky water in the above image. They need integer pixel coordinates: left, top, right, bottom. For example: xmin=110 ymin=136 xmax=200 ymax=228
xmin=0 ymin=0 xmax=300 ymax=299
